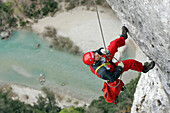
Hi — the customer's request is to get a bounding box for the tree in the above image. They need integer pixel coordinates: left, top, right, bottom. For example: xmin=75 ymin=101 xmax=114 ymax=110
xmin=42 ymin=6 xmax=49 ymax=16
xmin=34 ymin=87 xmax=61 ymax=113
xmin=0 ymin=85 xmax=61 ymax=113
xmin=59 ymin=107 xmax=84 ymax=113
xmin=49 ymin=2 xmax=58 ymax=12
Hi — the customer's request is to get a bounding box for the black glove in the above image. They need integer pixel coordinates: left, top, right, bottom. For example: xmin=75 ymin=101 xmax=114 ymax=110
xmin=97 ymin=47 xmax=110 ymax=55
xmin=96 ymin=47 xmax=104 ymax=55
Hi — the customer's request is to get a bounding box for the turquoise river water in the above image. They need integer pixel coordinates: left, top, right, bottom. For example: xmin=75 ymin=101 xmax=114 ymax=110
xmin=0 ymin=31 xmax=103 ymax=91
xmin=0 ymin=30 xmax=139 ymax=100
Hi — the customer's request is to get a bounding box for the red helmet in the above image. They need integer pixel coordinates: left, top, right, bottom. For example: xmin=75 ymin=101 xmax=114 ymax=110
xmin=82 ymin=51 xmax=95 ymax=65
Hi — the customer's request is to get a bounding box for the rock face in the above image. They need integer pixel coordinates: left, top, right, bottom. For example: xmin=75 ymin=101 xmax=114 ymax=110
xmin=1 ymin=31 xmax=10 ymax=39
xmin=106 ymin=0 xmax=170 ymax=112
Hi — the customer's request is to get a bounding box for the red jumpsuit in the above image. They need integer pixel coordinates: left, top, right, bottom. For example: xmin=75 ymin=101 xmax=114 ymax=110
xmin=90 ymin=36 xmax=143 ymax=79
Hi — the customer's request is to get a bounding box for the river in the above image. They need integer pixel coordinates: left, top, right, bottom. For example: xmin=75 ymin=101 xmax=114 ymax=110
xmin=0 ymin=30 xmax=141 ymax=102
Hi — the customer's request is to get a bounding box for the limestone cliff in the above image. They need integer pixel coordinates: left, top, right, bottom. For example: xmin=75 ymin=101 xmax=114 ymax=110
xmin=106 ymin=0 xmax=170 ymax=112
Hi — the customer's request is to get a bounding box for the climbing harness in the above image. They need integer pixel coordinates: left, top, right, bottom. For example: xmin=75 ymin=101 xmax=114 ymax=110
xmin=106 ymin=75 xmax=122 ymax=88
xmin=93 ymin=0 xmax=124 ymax=88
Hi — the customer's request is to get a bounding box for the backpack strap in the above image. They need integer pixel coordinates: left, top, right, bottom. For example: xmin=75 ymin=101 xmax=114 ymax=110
xmin=95 ymin=63 xmax=111 ymax=75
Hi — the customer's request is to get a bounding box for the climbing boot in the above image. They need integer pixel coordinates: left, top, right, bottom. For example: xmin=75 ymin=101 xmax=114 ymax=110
xmin=142 ymin=61 xmax=155 ymax=73
xmin=121 ymin=26 xmax=129 ymax=40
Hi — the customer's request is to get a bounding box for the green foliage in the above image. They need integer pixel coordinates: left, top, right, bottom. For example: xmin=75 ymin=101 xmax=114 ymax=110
xmin=65 ymin=0 xmax=109 ymax=11
xmin=20 ymin=20 xmax=26 ymax=27
xmin=81 ymin=0 xmax=86 ymax=5
xmin=58 ymin=74 xmax=141 ymax=113
xmin=49 ymin=2 xmax=58 ymax=12
xmin=86 ymin=96 xmax=113 ymax=113
xmin=0 ymin=2 xmax=13 ymax=14
xmin=0 ymin=74 xmax=141 ymax=113
xmin=41 ymin=6 xmax=49 ymax=16
xmin=59 ymin=106 xmax=84 ymax=113
xmin=41 ymin=0 xmax=58 ymax=16
xmin=0 ymin=86 xmax=34 ymax=113
xmin=30 ymin=3 xmax=36 ymax=9
xmin=65 ymin=0 xmax=108 ymax=10
xmin=34 ymin=87 xmax=61 ymax=113
xmin=0 ymin=86 xmax=61 ymax=113
xmin=9 ymin=17 xmax=18 ymax=27
xmin=0 ymin=2 xmax=15 ymax=29
xmin=23 ymin=0 xmax=58 ymax=18
xmin=0 ymin=0 xmax=109 ymax=31
xmin=96 ymin=0 xmax=104 ymax=5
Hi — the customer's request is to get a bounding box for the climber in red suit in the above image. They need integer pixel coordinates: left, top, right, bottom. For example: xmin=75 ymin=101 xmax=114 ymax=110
xmin=82 ymin=26 xmax=155 ymax=82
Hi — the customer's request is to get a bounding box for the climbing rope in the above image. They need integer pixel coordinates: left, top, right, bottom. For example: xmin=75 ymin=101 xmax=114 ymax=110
xmin=93 ymin=0 xmax=120 ymax=63
xmin=93 ymin=0 xmax=124 ymax=88
xmin=93 ymin=0 xmax=107 ymax=52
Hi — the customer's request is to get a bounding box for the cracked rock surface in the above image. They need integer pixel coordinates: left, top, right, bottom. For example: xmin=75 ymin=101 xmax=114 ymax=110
xmin=106 ymin=0 xmax=170 ymax=112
